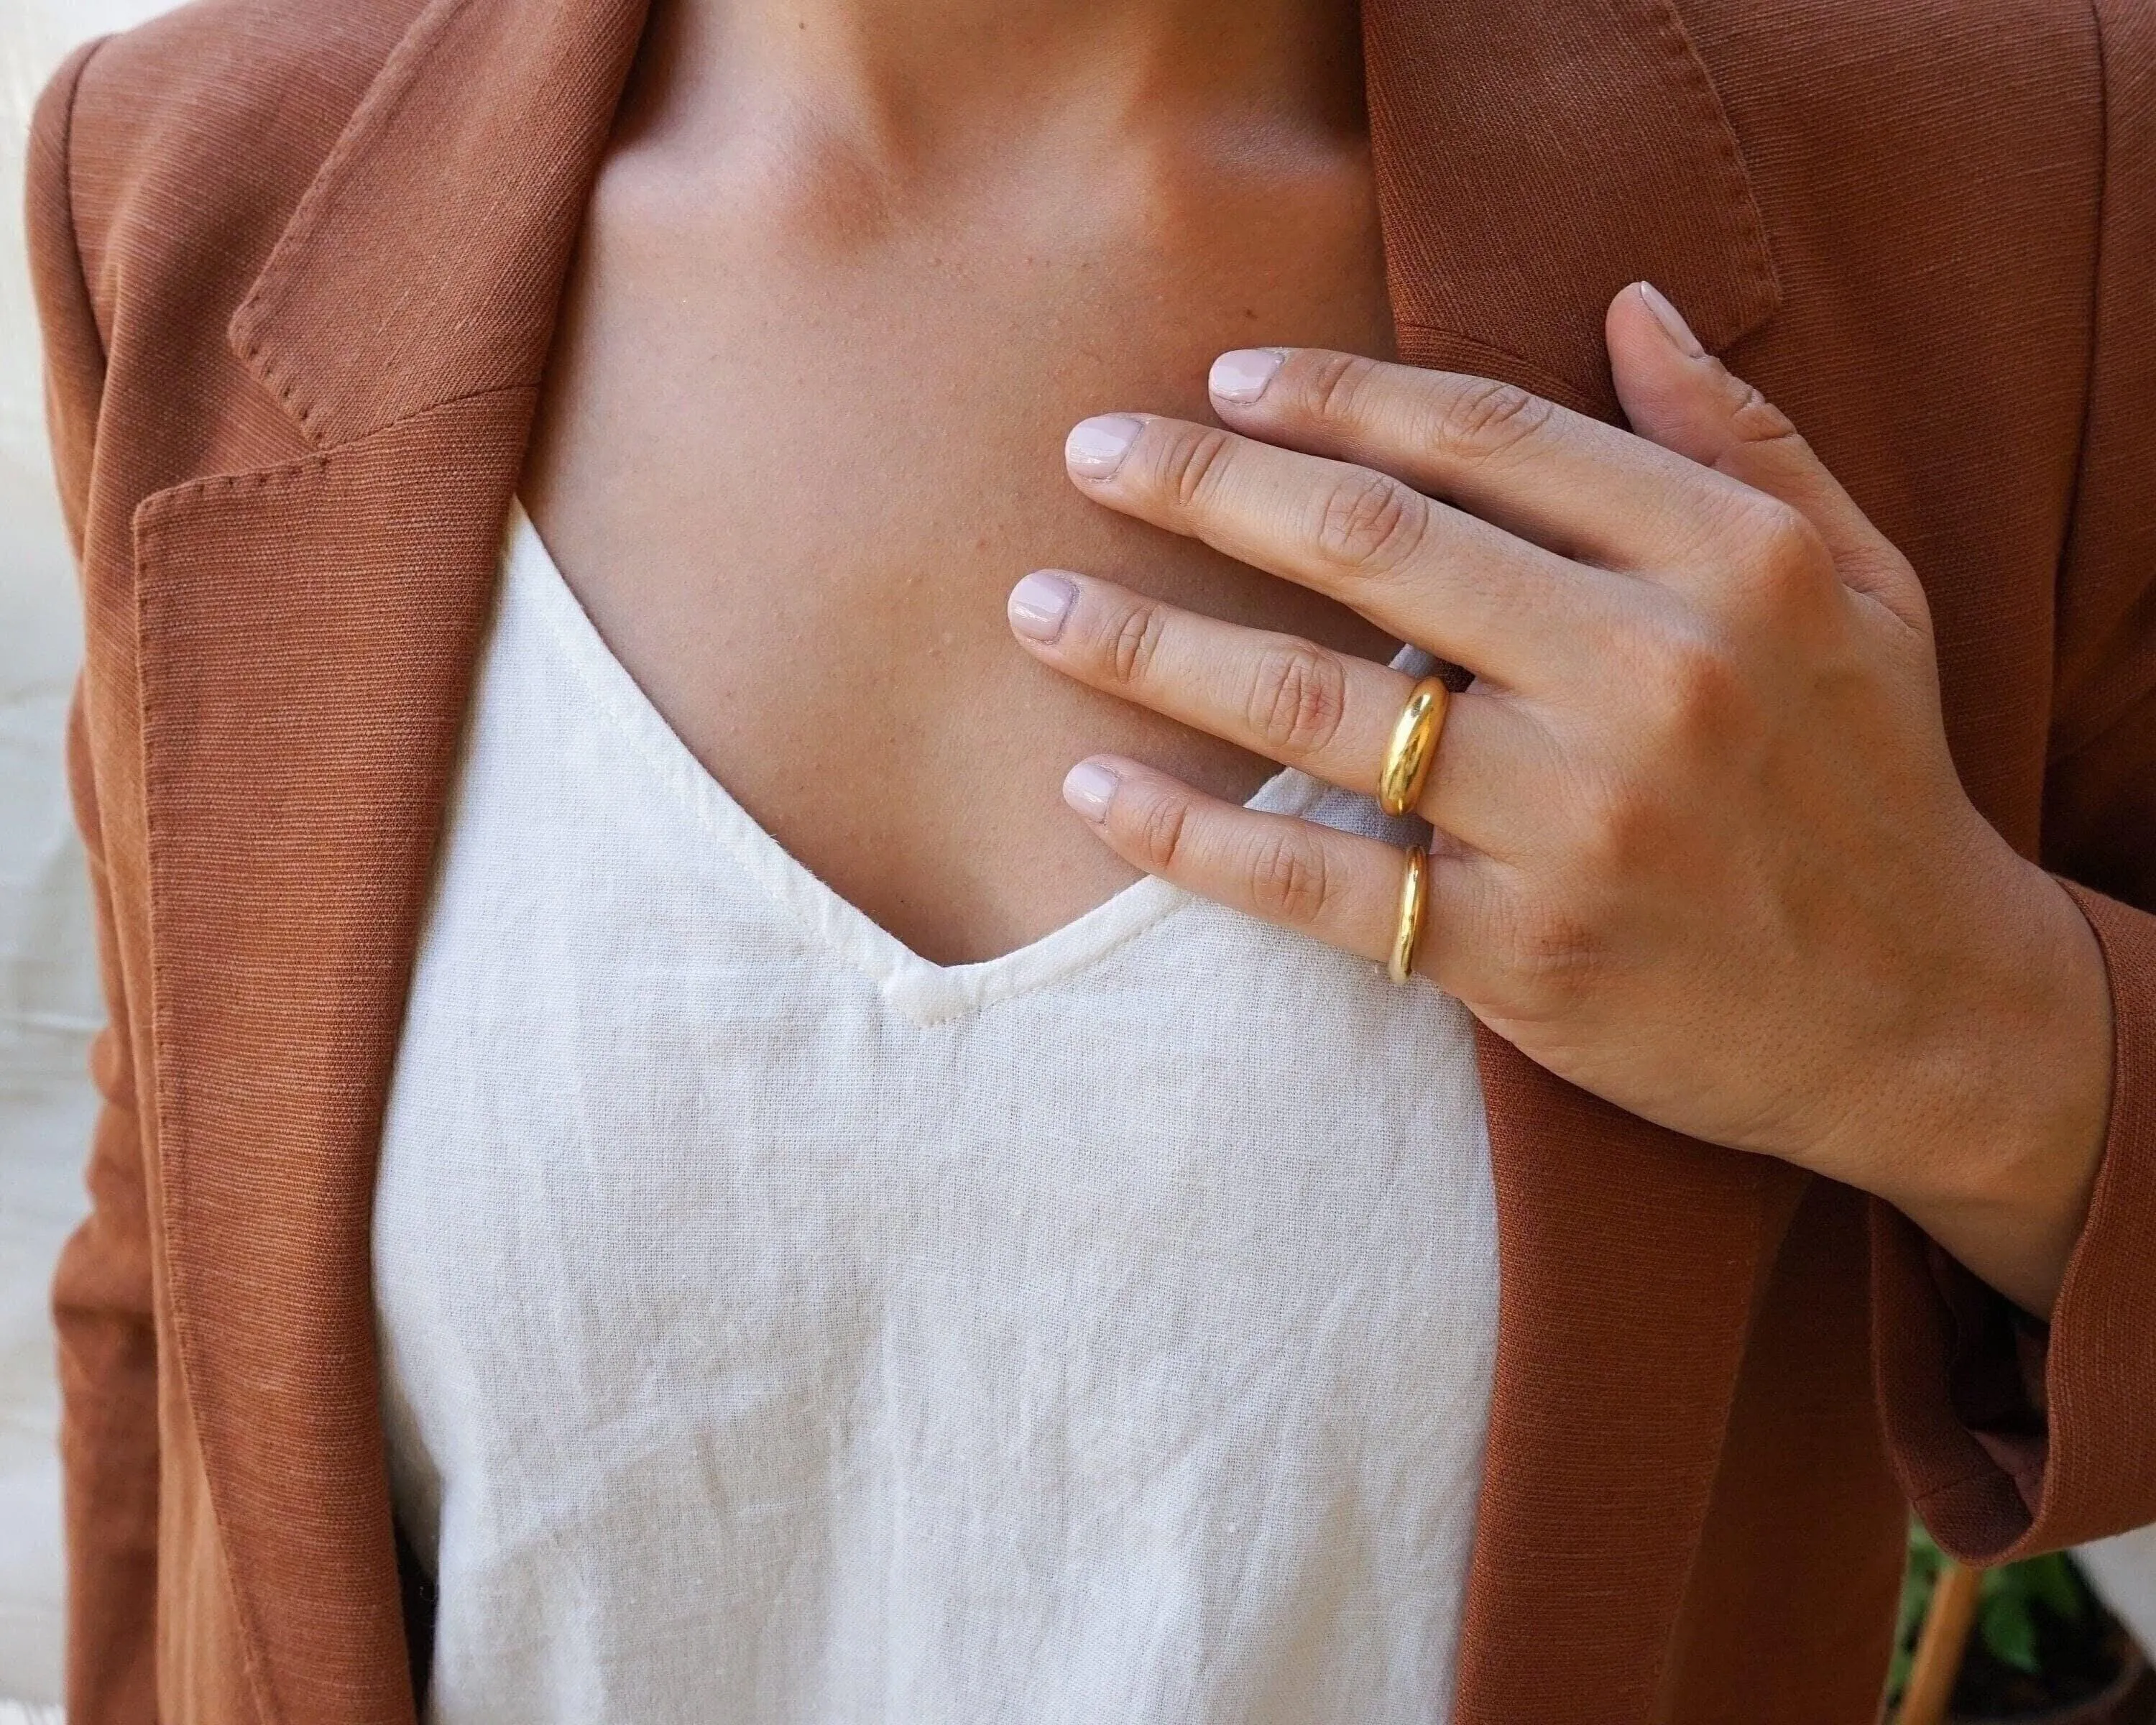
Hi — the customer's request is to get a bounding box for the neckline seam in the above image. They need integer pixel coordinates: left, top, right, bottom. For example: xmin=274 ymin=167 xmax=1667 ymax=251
xmin=501 ymin=501 xmax=1304 ymax=1020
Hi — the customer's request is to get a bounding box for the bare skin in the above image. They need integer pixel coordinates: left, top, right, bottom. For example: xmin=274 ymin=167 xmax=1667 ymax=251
xmin=526 ymin=0 xmax=2111 ymax=1316
xmin=523 ymin=0 xmax=1395 ymax=967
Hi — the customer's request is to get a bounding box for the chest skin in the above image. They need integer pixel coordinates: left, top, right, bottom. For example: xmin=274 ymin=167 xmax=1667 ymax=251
xmin=520 ymin=89 xmax=1399 ymax=965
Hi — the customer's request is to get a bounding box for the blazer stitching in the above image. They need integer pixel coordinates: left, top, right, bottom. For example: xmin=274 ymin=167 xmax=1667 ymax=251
xmin=131 ymin=502 xmax=282 ymax=1725
xmin=130 ymin=384 xmax=535 ymax=537
xmin=1649 ymin=0 xmax=1782 ymax=319
xmin=134 ymin=452 xmax=337 ymax=535
xmin=230 ymin=0 xmax=478 ymax=329
xmin=126 ymin=379 xmax=526 ymax=1725
xmin=229 ymin=0 xmax=483 ymax=448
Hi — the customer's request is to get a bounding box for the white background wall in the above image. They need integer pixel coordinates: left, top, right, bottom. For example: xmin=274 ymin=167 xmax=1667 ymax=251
xmin=0 ymin=0 xmax=2150 ymax=1716
xmin=1 ymin=1 xmax=178 ymax=1711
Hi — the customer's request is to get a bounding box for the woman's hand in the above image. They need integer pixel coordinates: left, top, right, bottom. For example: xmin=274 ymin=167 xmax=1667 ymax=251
xmin=1008 ymin=281 xmax=2112 ymax=1317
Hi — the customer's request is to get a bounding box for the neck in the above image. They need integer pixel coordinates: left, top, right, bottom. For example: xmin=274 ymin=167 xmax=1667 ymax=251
xmin=625 ymin=0 xmax=1369 ymax=172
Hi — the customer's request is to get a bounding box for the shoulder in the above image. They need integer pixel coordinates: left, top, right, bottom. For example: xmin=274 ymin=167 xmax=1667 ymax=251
xmin=55 ymin=0 xmax=425 ymax=162
xmin=32 ymin=0 xmax=425 ymax=347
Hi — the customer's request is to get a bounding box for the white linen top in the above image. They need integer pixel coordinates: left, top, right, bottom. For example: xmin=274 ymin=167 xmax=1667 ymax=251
xmin=372 ymin=502 xmax=1500 ymax=1724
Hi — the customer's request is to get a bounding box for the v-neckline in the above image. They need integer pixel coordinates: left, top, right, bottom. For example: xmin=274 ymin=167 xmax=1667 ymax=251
xmin=505 ymin=500 xmax=1402 ymax=1025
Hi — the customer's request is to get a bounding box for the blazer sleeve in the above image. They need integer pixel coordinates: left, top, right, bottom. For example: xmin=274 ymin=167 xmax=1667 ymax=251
xmin=1870 ymin=0 xmax=2156 ymax=1565
xmin=29 ymin=38 xmax=164 ymax=1724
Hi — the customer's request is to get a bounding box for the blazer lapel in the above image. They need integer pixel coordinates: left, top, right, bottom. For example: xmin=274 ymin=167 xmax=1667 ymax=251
xmin=1359 ymin=2 xmax=1796 ymax=1718
xmin=1364 ymin=0 xmax=1780 ymax=418
xmin=132 ymin=1 xmax=653 ymax=1719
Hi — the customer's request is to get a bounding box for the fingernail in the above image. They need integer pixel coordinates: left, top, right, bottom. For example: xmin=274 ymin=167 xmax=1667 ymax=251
xmin=1066 ymin=415 xmax=1144 ymax=479
xmin=1062 ymin=760 xmax=1120 ymax=822
xmin=1008 ymin=571 xmax=1077 ymax=642
xmin=1210 ymin=347 xmax=1287 ymax=405
xmin=1636 ymin=281 xmax=1705 ymax=359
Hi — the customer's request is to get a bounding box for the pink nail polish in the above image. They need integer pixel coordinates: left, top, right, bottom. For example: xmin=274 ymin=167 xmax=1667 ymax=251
xmin=1636 ymin=281 xmax=1705 ymax=359
xmin=1210 ymin=348 xmax=1287 ymax=405
xmin=1008 ymin=571 xmax=1077 ymax=642
xmin=1062 ymin=760 xmax=1119 ymax=821
xmin=1066 ymin=415 xmax=1144 ymax=479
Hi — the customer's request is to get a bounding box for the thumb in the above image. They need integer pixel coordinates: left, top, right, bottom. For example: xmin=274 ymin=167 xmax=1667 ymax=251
xmin=1607 ymin=281 xmax=1919 ymax=615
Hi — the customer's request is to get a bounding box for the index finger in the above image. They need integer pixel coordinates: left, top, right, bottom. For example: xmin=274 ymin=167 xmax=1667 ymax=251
xmin=1065 ymin=410 xmax=1621 ymax=694
xmin=1207 ymin=348 xmax=1761 ymax=573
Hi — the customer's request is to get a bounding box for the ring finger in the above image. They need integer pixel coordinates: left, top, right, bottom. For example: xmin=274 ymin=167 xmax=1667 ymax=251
xmin=1008 ymin=566 xmax=1548 ymax=855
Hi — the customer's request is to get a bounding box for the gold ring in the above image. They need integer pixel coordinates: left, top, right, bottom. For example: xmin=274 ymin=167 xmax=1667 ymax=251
xmin=1388 ymin=845 xmax=1429 ymax=985
xmin=1378 ymin=676 xmax=1450 ymax=818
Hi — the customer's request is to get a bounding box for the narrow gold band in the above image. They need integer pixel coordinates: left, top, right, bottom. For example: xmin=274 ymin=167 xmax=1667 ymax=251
xmin=1388 ymin=845 xmax=1429 ymax=985
xmin=1378 ymin=676 xmax=1450 ymax=818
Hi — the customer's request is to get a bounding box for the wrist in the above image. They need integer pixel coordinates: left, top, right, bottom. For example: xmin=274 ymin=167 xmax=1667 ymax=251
xmin=1850 ymin=857 xmax=2113 ymax=1317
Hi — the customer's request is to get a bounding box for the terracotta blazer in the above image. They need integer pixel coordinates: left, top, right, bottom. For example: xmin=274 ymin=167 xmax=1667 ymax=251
xmin=25 ymin=0 xmax=2156 ymax=1719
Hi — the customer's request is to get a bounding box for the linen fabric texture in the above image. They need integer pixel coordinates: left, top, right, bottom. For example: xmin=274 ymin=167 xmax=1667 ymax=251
xmin=24 ymin=0 xmax=2156 ymax=1721
xmin=374 ymin=507 xmax=1497 ymax=1722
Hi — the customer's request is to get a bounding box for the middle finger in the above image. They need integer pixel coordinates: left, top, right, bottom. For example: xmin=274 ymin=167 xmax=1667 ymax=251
xmin=1007 ymin=566 xmax=1546 ymax=857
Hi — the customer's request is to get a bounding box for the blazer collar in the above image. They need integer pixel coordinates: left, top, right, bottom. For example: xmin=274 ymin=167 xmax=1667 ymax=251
xmin=229 ymin=0 xmax=655 ymax=449
xmin=231 ymin=0 xmax=1779 ymax=446
xmin=160 ymin=1 xmax=1786 ymax=1719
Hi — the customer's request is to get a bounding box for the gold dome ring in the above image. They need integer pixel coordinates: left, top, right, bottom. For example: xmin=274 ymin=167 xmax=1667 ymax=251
xmin=1377 ymin=676 xmax=1450 ymax=819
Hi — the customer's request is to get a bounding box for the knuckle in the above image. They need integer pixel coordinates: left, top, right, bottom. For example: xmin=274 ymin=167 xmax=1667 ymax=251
xmin=1151 ymin=423 xmax=1238 ymax=512
xmin=1305 ymin=350 xmax=1381 ymax=428
xmin=1106 ymin=600 xmax=1169 ymax=687
xmin=1722 ymin=377 xmax=1803 ymax=448
xmin=1570 ymin=778 xmax=1662 ymax=879
xmin=1314 ymin=467 xmax=1428 ymax=576
xmin=1744 ymin=494 xmax=1817 ymax=561
xmin=1733 ymin=495 xmax=1832 ymax=610
xmin=1643 ymin=624 xmax=1749 ymax=744
xmin=1244 ymin=829 xmax=1333 ymax=925
xmin=1131 ymin=788 xmax=1192 ymax=875
xmin=1245 ymin=641 xmax=1348 ymax=757
xmin=1504 ymin=898 xmax=1606 ymax=1001
xmin=1435 ymin=377 xmax=1557 ymax=465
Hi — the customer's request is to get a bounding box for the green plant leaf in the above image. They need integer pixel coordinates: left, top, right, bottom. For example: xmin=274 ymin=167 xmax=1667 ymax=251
xmin=2023 ymin=1553 xmax=2088 ymax=1621
xmin=1897 ymin=1524 xmax=2100 ymax=1695
xmin=1981 ymin=1588 xmax=2042 ymax=1675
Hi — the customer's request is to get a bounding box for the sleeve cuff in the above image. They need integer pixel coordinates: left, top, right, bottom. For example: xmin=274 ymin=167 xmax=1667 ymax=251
xmin=1871 ymin=878 xmax=2156 ymax=1562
